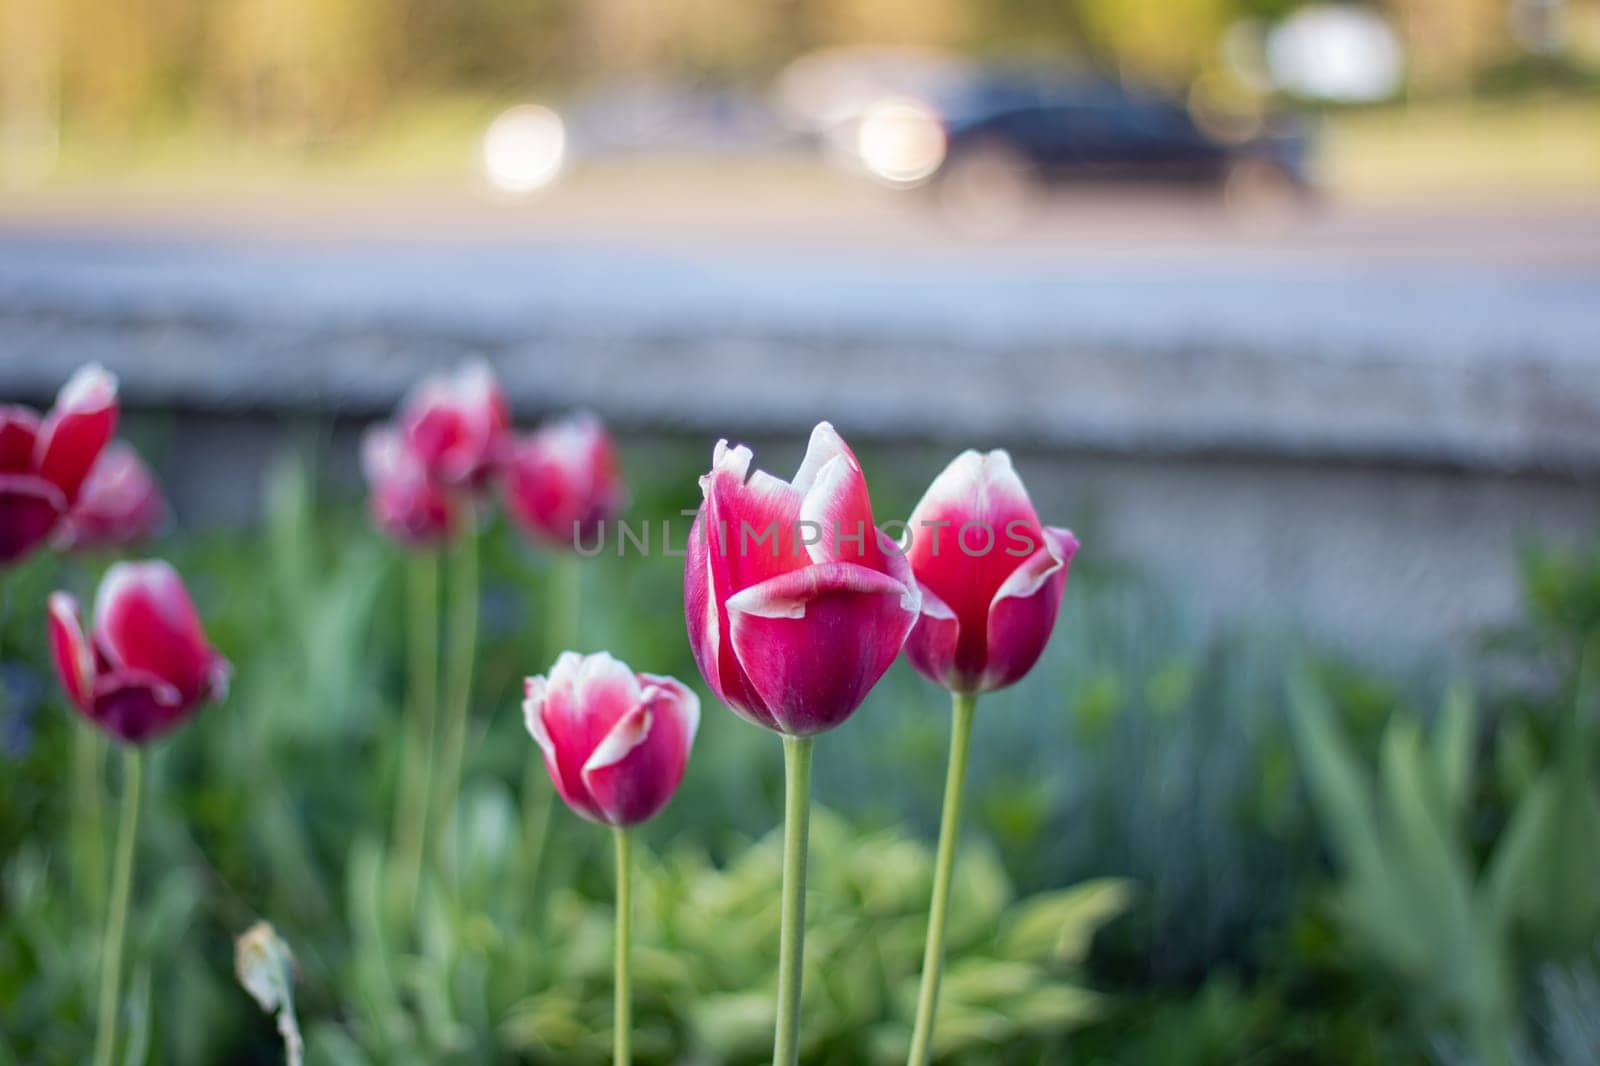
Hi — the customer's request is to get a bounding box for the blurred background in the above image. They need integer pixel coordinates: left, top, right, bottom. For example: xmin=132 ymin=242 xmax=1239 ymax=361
xmin=4 ymin=0 xmax=1600 ymax=1063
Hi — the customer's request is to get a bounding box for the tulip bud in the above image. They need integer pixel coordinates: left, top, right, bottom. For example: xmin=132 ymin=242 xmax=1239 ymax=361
xmin=524 ymin=651 xmax=699 ymax=826
xmin=56 ymin=441 xmax=167 ymax=552
xmin=235 ymin=921 xmax=304 ymax=1066
xmin=684 ymin=422 xmax=919 ymax=736
xmin=902 ymin=450 xmax=1077 ymax=694
xmin=1 ymin=364 xmax=119 ymax=565
xmin=361 ymin=425 xmax=459 ymax=547
xmin=47 ymin=560 xmax=231 ymax=744
xmin=501 ymin=412 xmax=627 ymax=550
xmin=398 ymin=360 xmax=510 ymax=489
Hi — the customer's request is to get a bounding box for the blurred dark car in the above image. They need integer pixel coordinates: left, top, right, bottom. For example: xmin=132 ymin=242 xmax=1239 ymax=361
xmin=924 ymin=72 xmax=1315 ymax=224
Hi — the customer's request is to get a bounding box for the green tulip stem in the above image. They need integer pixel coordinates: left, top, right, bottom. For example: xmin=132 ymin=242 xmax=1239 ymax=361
xmin=613 ymin=825 xmax=633 ymax=1066
xmin=392 ymin=548 xmax=439 ymax=916
xmin=73 ymin=726 xmax=109 ymax=914
xmin=93 ymin=746 xmax=142 ymax=1066
xmin=774 ymin=733 xmax=814 ymax=1066
xmin=435 ymin=523 xmax=479 ymax=869
xmin=908 ymin=690 xmax=978 ymax=1066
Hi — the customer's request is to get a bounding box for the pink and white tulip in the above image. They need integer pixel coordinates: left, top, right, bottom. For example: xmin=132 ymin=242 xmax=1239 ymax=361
xmin=903 ymin=450 xmax=1077 ymax=694
xmin=361 ymin=425 xmax=459 ymax=547
xmin=684 ymin=422 xmax=919 ymax=736
xmin=398 ymin=360 xmax=510 ymax=489
xmin=48 ymin=560 xmax=230 ymax=744
xmin=1 ymin=365 xmax=119 ymax=565
xmin=56 ymin=441 xmax=167 ymax=552
xmin=501 ymin=412 xmax=626 ymax=549
xmin=524 ymin=651 xmax=698 ymax=826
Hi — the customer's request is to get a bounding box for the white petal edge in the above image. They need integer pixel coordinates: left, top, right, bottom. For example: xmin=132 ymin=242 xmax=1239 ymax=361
xmin=791 ymin=421 xmax=853 ymax=496
xmin=523 ymin=674 xmax=554 ymax=754
xmin=723 ymin=559 xmax=918 ymax=622
xmin=48 ymin=592 xmax=96 ymax=700
xmin=581 ymin=704 xmax=654 ymax=775
xmin=573 ymin=650 xmax=643 ymax=710
xmin=906 ymin=449 xmax=986 ymax=531
xmin=990 ymin=526 xmax=1078 ymax=606
xmin=638 ymin=674 xmax=702 ymax=749
xmin=55 ymin=363 xmax=117 ymax=413
xmin=798 ymin=453 xmax=856 ymax=564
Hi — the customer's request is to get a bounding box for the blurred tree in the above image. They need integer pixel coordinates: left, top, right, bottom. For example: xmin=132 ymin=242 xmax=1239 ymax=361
xmin=808 ymin=0 xmax=973 ymax=47
xmin=0 ymin=0 xmax=61 ymax=184
xmin=22 ymin=0 xmax=1594 ymax=156
xmin=59 ymin=0 xmax=185 ymax=130
xmin=207 ymin=0 xmax=393 ymax=139
xmin=966 ymin=0 xmax=1087 ymax=54
xmin=1384 ymin=0 xmax=1519 ymax=94
xmin=1077 ymin=0 xmax=1235 ymax=87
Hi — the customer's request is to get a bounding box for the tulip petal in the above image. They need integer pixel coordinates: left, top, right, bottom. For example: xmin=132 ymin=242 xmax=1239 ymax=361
xmin=685 ymin=506 xmax=778 ymax=729
xmin=980 ymin=526 xmax=1077 ymax=691
xmin=530 ymin=652 xmax=643 ymax=819
xmin=0 ymin=474 xmax=66 ymax=565
xmin=501 ymin=413 xmax=626 ymax=548
xmin=798 ymin=449 xmax=885 ymax=571
xmin=790 ymin=422 xmax=853 ymax=494
xmin=583 ymin=675 xmax=700 ymax=826
xmin=904 ymin=449 xmax=1061 ymax=691
xmin=399 ymin=360 xmax=507 ymax=485
xmin=88 ymin=668 xmax=187 ymax=745
xmin=637 ymin=672 xmax=702 ymax=749
xmin=580 ymin=704 xmax=654 ymax=823
xmin=362 ymin=424 xmax=457 ymax=546
xmin=726 ymin=560 xmax=919 ymax=735
xmin=583 ymin=705 xmax=654 ymax=774
xmin=701 ymin=440 xmax=808 ymax=590
xmin=526 ymin=665 xmax=605 ymax=822
xmin=56 ymin=441 xmax=166 ymax=552
xmin=903 ymin=581 xmax=962 ymax=691
xmin=47 ymin=592 xmax=95 ymax=709
xmin=0 ymin=406 xmax=40 ymax=473
xmin=93 ymin=560 xmax=220 ymax=704
xmin=34 ymin=364 xmax=118 ymax=504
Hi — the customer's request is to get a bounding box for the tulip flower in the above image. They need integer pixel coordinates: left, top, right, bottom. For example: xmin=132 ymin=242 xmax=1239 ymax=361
xmin=1 ymin=364 xmax=119 ymax=565
xmin=361 ymin=425 xmax=459 ymax=548
xmin=903 ymin=449 xmax=1078 ymax=695
xmin=56 ymin=441 xmax=167 ymax=553
xmin=524 ymin=651 xmax=700 ymax=1065
xmin=683 ymin=422 xmax=917 ymax=1066
xmin=684 ymin=422 xmax=919 ymax=737
xmin=47 ymin=560 xmax=230 ymax=745
xmin=903 ymin=449 xmax=1076 ymax=1066
xmin=501 ymin=412 xmax=626 ymax=550
xmin=524 ymin=651 xmax=698 ymax=827
xmin=398 ymin=359 xmax=510 ymax=489
xmin=46 ymin=559 xmax=228 ymax=1066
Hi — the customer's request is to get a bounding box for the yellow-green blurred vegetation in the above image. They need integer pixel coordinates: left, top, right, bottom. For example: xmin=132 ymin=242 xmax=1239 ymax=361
xmin=3 ymin=0 xmax=1600 ymax=147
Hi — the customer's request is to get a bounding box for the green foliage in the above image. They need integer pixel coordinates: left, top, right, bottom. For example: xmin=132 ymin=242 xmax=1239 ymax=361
xmin=7 ymin=444 xmax=1600 ymax=1064
xmin=485 ymin=809 xmax=1125 ymax=1064
xmin=1289 ymin=678 xmax=1600 ymax=1062
xmin=0 ymin=448 xmax=1125 ymax=1063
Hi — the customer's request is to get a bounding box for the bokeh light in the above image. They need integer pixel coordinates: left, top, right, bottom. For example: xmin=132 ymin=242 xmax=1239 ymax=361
xmin=855 ymin=97 xmax=947 ymax=187
xmin=480 ymin=105 xmax=567 ymax=196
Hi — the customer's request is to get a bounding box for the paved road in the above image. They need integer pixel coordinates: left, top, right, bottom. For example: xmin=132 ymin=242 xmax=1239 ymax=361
xmin=2 ymin=187 xmax=1598 ymax=472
